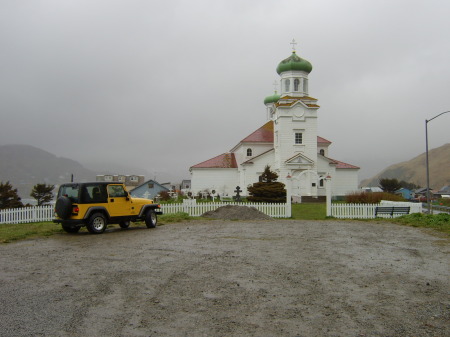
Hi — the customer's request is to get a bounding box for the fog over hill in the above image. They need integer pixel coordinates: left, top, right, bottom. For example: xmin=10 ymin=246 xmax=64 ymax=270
xmin=0 ymin=144 xmax=96 ymax=198
xmin=360 ymin=143 xmax=450 ymax=190
xmin=1 ymin=143 xmax=449 ymax=200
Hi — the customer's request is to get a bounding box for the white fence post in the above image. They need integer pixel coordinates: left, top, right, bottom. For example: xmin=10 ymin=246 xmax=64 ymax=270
xmin=325 ymin=175 xmax=332 ymax=217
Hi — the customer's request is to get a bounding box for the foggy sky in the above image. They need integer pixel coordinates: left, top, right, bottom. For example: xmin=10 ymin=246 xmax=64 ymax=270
xmin=1 ymin=0 xmax=449 ymax=183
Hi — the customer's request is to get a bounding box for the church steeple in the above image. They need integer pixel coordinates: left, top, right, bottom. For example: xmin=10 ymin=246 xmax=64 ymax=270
xmin=276 ymin=41 xmax=312 ymax=97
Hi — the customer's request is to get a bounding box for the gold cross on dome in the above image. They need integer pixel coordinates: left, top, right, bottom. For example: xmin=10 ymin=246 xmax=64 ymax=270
xmin=290 ymin=38 xmax=297 ymax=52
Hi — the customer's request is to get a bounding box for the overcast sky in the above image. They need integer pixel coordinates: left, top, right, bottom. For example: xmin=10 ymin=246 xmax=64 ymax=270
xmin=1 ymin=0 xmax=449 ymax=183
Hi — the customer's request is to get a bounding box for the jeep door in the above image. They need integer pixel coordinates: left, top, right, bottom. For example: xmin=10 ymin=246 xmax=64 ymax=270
xmin=106 ymin=184 xmax=131 ymax=217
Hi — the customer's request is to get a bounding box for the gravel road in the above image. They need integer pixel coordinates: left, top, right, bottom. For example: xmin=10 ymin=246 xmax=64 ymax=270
xmin=0 ymin=220 xmax=448 ymax=336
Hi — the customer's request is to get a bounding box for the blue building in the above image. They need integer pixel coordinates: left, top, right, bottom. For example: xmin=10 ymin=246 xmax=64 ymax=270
xmin=396 ymin=188 xmax=413 ymax=200
xmin=129 ymin=180 xmax=170 ymax=200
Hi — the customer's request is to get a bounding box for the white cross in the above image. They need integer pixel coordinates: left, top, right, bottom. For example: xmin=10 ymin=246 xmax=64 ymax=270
xmin=273 ymin=80 xmax=278 ymax=92
xmin=290 ymin=38 xmax=297 ymax=51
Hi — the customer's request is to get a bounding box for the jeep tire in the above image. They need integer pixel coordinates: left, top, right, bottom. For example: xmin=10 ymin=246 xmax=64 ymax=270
xmin=119 ymin=221 xmax=130 ymax=229
xmin=55 ymin=196 xmax=72 ymax=219
xmin=87 ymin=213 xmax=107 ymax=234
xmin=145 ymin=210 xmax=157 ymax=228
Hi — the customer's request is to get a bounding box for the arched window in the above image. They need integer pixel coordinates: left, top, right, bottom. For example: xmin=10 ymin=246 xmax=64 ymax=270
xmin=319 ymin=149 xmax=325 ymax=156
xmin=247 ymin=148 xmax=252 ymax=157
xmin=319 ymin=179 xmax=324 ymax=187
xmin=285 ymin=79 xmax=290 ymax=92
xmin=303 ymin=78 xmax=308 ymax=93
xmin=294 ymin=79 xmax=300 ymax=91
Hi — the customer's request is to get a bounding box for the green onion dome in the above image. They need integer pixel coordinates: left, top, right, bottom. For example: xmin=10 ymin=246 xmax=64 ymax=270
xmin=276 ymin=51 xmax=312 ymax=74
xmin=264 ymin=91 xmax=281 ymax=104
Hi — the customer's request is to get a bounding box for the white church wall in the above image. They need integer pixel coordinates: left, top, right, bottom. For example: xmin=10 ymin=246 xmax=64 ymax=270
xmin=239 ymin=151 xmax=275 ymax=195
xmin=333 ymin=169 xmax=359 ymax=197
xmin=190 ymin=168 xmax=239 ymax=196
xmin=233 ymin=143 xmax=273 ymax=166
xmin=275 ymin=108 xmax=318 ymax=171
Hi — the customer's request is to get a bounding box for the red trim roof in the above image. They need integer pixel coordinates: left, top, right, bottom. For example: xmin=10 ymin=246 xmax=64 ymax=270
xmin=317 ymin=136 xmax=332 ymax=144
xmin=191 ymin=153 xmax=238 ymax=169
xmin=241 ymin=121 xmax=274 ymax=143
xmin=327 ymin=157 xmax=360 ymax=169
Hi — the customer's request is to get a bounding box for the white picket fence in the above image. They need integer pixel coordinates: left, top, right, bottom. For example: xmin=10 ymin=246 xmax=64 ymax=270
xmin=331 ymin=201 xmax=422 ymax=219
xmin=161 ymin=200 xmax=289 ymax=218
xmin=0 ymin=205 xmax=55 ymax=224
xmin=0 ymin=201 xmax=289 ymax=224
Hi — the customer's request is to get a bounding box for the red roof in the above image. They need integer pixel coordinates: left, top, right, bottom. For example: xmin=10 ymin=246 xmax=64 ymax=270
xmin=191 ymin=153 xmax=238 ymax=169
xmin=327 ymin=157 xmax=360 ymax=169
xmin=317 ymin=136 xmax=332 ymax=144
xmin=241 ymin=121 xmax=274 ymax=143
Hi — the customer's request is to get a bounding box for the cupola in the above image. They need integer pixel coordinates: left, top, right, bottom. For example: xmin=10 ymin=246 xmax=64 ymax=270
xmin=264 ymin=91 xmax=281 ymax=105
xmin=276 ymin=51 xmax=312 ymax=74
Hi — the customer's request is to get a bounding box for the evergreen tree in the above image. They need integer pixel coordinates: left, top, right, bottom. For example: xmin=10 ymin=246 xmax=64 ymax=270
xmin=247 ymin=165 xmax=286 ymax=203
xmin=0 ymin=181 xmax=24 ymax=209
xmin=379 ymin=178 xmax=402 ymax=193
xmin=30 ymin=183 xmax=55 ymax=206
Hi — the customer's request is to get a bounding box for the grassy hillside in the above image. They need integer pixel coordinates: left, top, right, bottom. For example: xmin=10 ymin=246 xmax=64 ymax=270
xmin=361 ymin=143 xmax=450 ymax=189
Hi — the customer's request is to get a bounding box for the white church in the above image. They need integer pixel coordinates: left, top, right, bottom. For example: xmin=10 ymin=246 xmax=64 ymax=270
xmin=190 ymin=45 xmax=359 ymax=201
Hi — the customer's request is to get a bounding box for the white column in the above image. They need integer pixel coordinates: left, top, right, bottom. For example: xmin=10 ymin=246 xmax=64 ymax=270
xmin=325 ymin=175 xmax=332 ymax=217
xmin=286 ymin=174 xmax=292 ymax=217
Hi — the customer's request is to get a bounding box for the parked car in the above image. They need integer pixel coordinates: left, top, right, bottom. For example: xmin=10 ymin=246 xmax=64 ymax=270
xmin=53 ymin=182 xmax=162 ymax=234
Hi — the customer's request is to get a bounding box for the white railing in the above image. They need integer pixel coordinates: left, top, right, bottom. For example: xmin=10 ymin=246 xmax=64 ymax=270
xmin=331 ymin=201 xmax=422 ymax=219
xmin=161 ymin=200 xmax=289 ymax=218
xmin=0 ymin=201 xmax=289 ymax=225
xmin=0 ymin=205 xmax=54 ymax=224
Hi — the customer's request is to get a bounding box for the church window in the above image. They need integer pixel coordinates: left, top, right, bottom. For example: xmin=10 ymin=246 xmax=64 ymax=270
xmin=295 ymin=132 xmax=303 ymax=144
xmin=319 ymin=179 xmax=324 ymax=187
xmin=246 ymin=148 xmax=252 ymax=157
xmin=319 ymin=149 xmax=325 ymax=156
xmin=285 ymin=79 xmax=290 ymax=92
xmin=303 ymin=78 xmax=308 ymax=93
xmin=294 ymin=79 xmax=300 ymax=91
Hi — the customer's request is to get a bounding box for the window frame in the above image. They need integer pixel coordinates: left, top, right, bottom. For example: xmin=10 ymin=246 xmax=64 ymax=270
xmin=295 ymin=132 xmax=303 ymax=144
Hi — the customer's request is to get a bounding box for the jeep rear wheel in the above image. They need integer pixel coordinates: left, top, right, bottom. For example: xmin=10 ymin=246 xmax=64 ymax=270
xmin=145 ymin=210 xmax=157 ymax=228
xmin=87 ymin=213 xmax=107 ymax=234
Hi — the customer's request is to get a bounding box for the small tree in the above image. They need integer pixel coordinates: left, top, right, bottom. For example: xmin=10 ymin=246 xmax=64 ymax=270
xmin=30 ymin=183 xmax=55 ymax=206
xmin=379 ymin=178 xmax=402 ymax=193
xmin=247 ymin=165 xmax=286 ymax=203
xmin=0 ymin=181 xmax=24 ymax=209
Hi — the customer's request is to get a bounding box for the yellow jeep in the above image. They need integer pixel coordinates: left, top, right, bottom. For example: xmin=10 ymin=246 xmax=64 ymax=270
xmin=53 ymin=182 xmax=162 ymax=234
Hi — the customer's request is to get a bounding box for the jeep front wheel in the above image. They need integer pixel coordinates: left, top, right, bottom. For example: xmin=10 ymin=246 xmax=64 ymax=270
xmin=145 ymin=210 xmax=157 ymax=228
xmin=87 ymin=213 xmax=107 ymax=234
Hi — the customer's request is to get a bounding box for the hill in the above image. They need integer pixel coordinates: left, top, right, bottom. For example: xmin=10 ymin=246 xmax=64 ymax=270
xmin=0 ymin=144 xmax=95 ymax=199
xmin=360 ymin=143 xmax=450 ymax=190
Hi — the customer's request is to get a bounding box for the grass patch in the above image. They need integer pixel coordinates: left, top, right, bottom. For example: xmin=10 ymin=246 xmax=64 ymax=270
xmin=389 ymin=213 xmax=450 ymax=235
xmin=0 ymin=222 xmax=62 ymax=243
xmin=291 ymin=203 xmax=327 ymax=220
xmin=159 ymin=212 xmax=193 ymax=224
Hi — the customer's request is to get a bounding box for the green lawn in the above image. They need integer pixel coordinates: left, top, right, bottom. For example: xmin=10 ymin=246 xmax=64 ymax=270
xmin=291 ymin=203 xmax=327 ymax=220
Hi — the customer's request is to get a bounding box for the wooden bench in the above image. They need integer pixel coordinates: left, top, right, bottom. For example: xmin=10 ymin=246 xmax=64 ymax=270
xmin=375 ymin=206 xmax=410 ymax=217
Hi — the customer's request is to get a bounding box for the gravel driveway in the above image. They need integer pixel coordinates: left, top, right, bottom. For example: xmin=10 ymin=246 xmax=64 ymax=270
xmin=0 ymin=220 xmax=448 ymax=336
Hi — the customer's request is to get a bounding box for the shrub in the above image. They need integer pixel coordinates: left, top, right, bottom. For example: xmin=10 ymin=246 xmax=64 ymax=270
xmin=345 ymin=191 xmax=405 ymax=204
xmin=247 ymin=165 xmax=286 ymax=203
xmin=159 ymin=191 xmax=171 ymax=201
